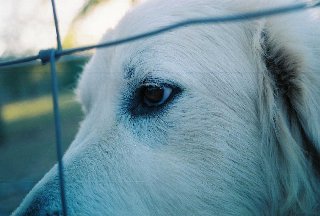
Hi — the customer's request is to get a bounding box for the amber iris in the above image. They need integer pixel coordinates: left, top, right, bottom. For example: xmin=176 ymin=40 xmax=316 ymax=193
xmin=143 ymin=86 xmax=164 ymax=104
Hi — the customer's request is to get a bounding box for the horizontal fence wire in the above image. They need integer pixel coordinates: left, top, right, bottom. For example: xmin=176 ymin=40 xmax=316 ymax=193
xmin=0 ymin=1 xmax=320 ymax=67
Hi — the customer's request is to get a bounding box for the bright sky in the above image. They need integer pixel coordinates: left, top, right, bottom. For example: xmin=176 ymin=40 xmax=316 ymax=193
xmin=0 ymin=0 xmax=133 ymax=57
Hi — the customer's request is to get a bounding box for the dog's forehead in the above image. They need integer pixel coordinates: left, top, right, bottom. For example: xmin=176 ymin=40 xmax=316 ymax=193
xmin=107 ymin=8 xmax=248 ymax=79
xmin=112 ymin=0 xmax=229 ymax=44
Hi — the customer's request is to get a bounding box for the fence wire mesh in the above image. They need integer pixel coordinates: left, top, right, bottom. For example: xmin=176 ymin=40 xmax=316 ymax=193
xmin=0 ymin=0 xmax=319 ymax=215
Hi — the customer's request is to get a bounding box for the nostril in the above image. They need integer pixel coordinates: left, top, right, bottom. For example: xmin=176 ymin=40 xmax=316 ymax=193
xmin=46 ymin=210 xmax=62 ymax=216
xmin=12 ymin=179 xmax=64 ymax=216
xmin=14 ymin=195 xmax=63 ymax=216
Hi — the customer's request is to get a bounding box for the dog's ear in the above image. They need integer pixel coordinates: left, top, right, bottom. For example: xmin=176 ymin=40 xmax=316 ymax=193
xmin=258 ymin=12 xmax=320 ymax=160
xmin=254 ymin=12 xmax=320 ymax=212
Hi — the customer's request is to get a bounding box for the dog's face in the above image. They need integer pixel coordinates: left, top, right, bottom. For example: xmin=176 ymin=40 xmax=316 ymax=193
xmin=13 ymin=0 xmax=320 ymax=215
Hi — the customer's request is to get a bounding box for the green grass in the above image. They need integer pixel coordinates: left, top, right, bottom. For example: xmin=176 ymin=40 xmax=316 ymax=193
xmin=3 ymin=92 xmax=77 ymax=123
xmin=0 ymin=90 xmax=83 ymax=215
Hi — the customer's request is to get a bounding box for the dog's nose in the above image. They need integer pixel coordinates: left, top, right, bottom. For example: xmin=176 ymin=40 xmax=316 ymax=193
xmin=18 ymin=208 xmax=62 ymax=216
xmin=14 ymin=202 xmax=63 ymax=216
xmin=12 ymin=173 xmax=65 ymax=216
xmin=45 ymin=210 xmax=63 ymax=216
xmin=12 ymin=190 xmax=63 ymax=216
xmin=13 ymin=196 xmax=42 ymax=216
xmin=20 ymin=208 xmax=62 ymax=216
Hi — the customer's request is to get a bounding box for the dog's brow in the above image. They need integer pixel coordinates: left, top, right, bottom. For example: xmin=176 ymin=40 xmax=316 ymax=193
xmin=124 ymin=65 xmax=136 ymax=79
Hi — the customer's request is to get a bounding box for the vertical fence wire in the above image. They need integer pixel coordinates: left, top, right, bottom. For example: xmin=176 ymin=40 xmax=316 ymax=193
xmin=49 ymin=49 xmax=68 ymax=216
xmin=50 ymin=0 xmax=67 ymax=215
xmin=51 ymin=0 xmax=62 ymax=51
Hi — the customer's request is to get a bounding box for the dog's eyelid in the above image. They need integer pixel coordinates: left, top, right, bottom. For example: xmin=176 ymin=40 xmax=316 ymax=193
xmin=142 ymin=77 xmax=181 ymax=89
xmin=142 ymin=77 xmax=163 ymax=85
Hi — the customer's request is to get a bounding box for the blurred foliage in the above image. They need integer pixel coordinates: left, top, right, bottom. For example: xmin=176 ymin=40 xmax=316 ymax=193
xmin=63 ymin=27 xmax=78 ymax=48
xmin=0 ymin=56 xmax=86 ymax=212
xmin=63 ymin=0 xmax=138 ymax=48
xmin=78 ymin=0 xmax=109 ymax=19
xmin=0 ymin=56 xmax=87 ymax=213
xmin=0 ymin=55 xmax=88 ymax=144
xmin=0 ymin=105 xmax=4 ymax=144
xmin=76 ymin=0 xmax=137 ymax=19
xmin=3 ymin=92 xmax=76 ymax=123
xmin=63 ymin=0 xmax=110 ymax=48
xmin=0 ymin=56 xmax=88 ymax=104
xmin=0 ymin=91 xmax=83 ymax=214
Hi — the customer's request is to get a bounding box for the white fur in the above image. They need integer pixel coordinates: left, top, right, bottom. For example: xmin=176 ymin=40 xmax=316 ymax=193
xmin=13 ymin=0 xmax=320 ymax=215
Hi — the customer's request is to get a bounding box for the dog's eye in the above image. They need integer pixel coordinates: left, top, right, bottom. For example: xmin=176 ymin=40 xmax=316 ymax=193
xmin=142 ymin=84 xmax=172 ymax=107
xmin=128 ymin=82 xmax=181 ymax=116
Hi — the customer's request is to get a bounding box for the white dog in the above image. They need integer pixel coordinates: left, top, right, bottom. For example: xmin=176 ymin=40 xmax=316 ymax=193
xmin=13 ymin=0 xmax=320 ymax=215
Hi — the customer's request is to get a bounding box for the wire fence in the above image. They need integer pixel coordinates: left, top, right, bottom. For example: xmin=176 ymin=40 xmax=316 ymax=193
xmin=0 ymin=0 xmax=319 ymax=215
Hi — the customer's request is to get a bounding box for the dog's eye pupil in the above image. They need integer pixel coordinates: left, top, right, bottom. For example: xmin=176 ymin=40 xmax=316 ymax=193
xmin=144 ymin=86 xmax=164 ymax=103
xmin=142 ymin=84 xmax=172 ymax=107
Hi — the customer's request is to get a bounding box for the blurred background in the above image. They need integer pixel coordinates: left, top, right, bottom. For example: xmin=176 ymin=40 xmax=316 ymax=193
xmin=0 ymin=0 xmax=142 ymax=214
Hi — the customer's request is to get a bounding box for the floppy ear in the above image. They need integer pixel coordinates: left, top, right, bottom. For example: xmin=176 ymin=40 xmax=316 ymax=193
xmin=254 ymin=11 xmax=320 ymax=212
xmin=259 ymin=11 xmax=320 ymax=166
